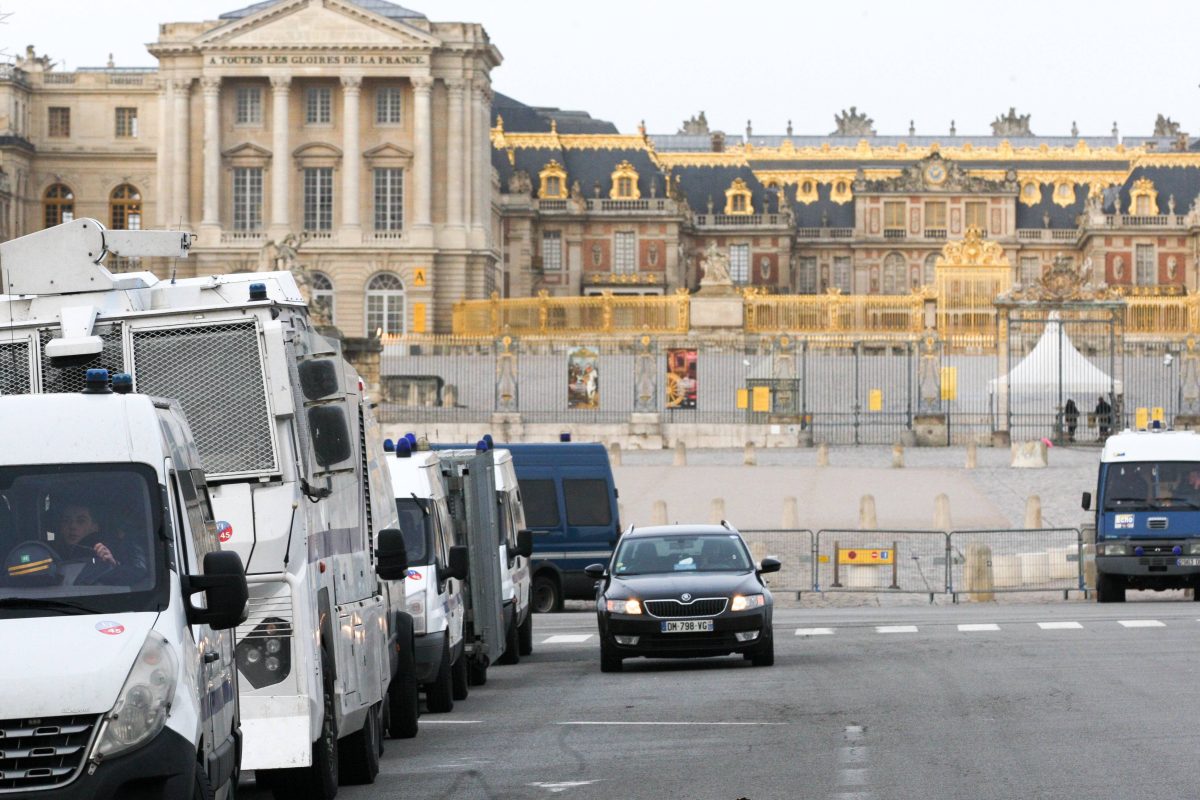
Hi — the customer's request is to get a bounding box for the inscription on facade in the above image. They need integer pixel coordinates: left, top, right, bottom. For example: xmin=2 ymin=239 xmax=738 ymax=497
xmin=209 ymin=53 xmax=426 ymax=66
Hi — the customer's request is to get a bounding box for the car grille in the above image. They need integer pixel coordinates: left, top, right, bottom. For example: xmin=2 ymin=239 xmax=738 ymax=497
xmin=644 ymin=598 xmax=728 ymax=618
xmin=0 ymin=714 xmax=99 ymax=792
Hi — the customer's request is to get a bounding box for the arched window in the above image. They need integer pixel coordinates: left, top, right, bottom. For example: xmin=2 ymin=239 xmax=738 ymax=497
xmin=109 ymin=184 xmax=142 ymax=230
xmin=366 ymin=273 xmax=405 ymax=337
xmin=881 ymin=252 xmax=907 ymax=295
xmin=43 ymin=183 xmax=74 ymax=228
xmin=310 ymin=271 xmax=335 ymax=325
xmin=609 ymin=160 xmax=640 ymax=200
xmin=923 ymin=253 xmax=938 ymax=287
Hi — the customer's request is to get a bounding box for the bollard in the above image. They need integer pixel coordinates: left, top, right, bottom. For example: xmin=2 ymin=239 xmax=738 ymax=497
xmin=618 ymin=501 xmax=626 ymax=526
xmin=934 ymin=493 xmax=952 ymax=532
xmin=609 ymin=441 xmax=622 ymax=467
xmin=709 ymin=497 xmax=726 ymax=524
xmin=817 ymin=442 xmax=830 ymax=467
xmin=651 ymin=500 xmax=668 ymax=525
xmin=743 ymin=441 xmax=757 ymax=466
xmin=892 ymin=442 xmax=904 ymax=469
xmin=673 ymin=440 xmax=687 ymax=466
xmin=1024 ymin=495 xmax=1042 ymax=530
xmin=781 ymin=496 xmax=800 ymax=529
xmin=965 ymin=440 xmax=977 ymax=470
xmin=858 ymin=494 xmax=877 ymax=530
xmin=964 ymin=543 xmax=995 ymax=602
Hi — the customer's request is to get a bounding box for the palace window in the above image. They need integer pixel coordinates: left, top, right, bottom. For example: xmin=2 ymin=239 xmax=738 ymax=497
xmin=303 ymin=168 xmax=334 ymax=231
xmin=109 ymin=184 xmax=142 ymax=230
xmin=373 ymin=168 xmax=404 ymax=231
xmin=923 ymin=253 xmax=938 ymax=286
xmin=542 ymin=230 xmax=562 ymax=271
xmin=43 ymin=183 xmax=74 ymax=228
xmin=798 ymin=256 xmax=818 ymax=294
xmin=796 ymin=179 xmax=818 ymax=205
xmin=236 ymin=87 xmax=262 ymax=125
xmin=376 ymin=86 xmax=402 ymax=124
xmin=724 ymin=178 xmax=752 ymax=215
xmin=1053 ymin=182 xmax=1076 ymax=208
xmin=1135 ymin=244 xmax=1156 ymax=285
xmin=614 ymin=232 xmax=636 ymax=274
xmin=832 ymin=255 xmax=852 ymax=293
xmin=538 ymin=160 xmax=568 ymax=199
xmin=924 ymin=201 xmax=947 ymax=231
xmin=965 ymin=201 xmax=988 ymax=231
xmin=881 ymin=252 xmax=907 ymax=295
xmin=884 ymin=201 xmax=905 ymax=231
xmin=610 ymin=160 xmax=640 ymax=200
xmin=729 ymin=244 xmax=750 ymax=284
xmin=1020 ymin=256 xmax=1040 ymax=286
xmin=306 ymin=86 xmax=332 ymax=125
xmin=115 ymin=107 xmax=138 ymax=138
xmin=48 ymin=107 xmax=70 ymax=137
xmin=232 ymin=167 xmax=263 ymax=231
xmin=311 ymin=271 xmax=335 ymax=324
xmin=366 ymin=273 xmax=405 ymax=337
xmin=830 ymin=180 xmax=853 ymax=205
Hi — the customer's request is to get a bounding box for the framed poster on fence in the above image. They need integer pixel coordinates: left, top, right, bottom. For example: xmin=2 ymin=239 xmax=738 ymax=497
xmin=567 ymin=346 xmax=600 ymax=409
xmin=666 ymin=348 xmax=698 ymax=409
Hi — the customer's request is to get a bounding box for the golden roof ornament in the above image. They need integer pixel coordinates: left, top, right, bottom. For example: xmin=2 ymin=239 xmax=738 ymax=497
xmin=935 ymin=226 xmax=1010 ymax=268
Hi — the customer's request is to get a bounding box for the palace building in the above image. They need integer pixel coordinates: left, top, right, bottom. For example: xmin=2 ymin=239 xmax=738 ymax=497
xmin=2 ymin=0 xmax=1200 ymax=338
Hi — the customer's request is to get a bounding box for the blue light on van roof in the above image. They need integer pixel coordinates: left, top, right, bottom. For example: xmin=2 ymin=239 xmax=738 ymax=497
xmin=249 ymin=283 xmax=268 ymax=301
xmin=476 ymin=439 xmax=489 ymax=452
xmin=383 ymin=439 xmax=395 ymax=452
xmin=405 ymin=432 xmax=418 ymax=447
xmin=396 ymin=438 xmax=412 ymax=458
xmin=559 ymin=432 xmax=572 ymax=442
xmin=83 ymin=368 xmax=111 ymax=394
xmin=483 ymin=434 xmax=494 ymax=448
xmin=111 ymin=372 xmax=133 ymax=394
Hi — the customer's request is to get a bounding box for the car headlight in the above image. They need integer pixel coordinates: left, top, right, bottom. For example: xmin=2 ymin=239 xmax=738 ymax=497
xmin=93 ymin=631 xmax=177 ymax=761
xmin=1100 ymin=543 xmax=1129 ymax=556
xmin=730 ymin=594 xmax=765 ymax=612
xmin=1188 ymin=542 xmax=1200 ymax=555
xmin=605 ymin=598 xmax=642 ymax=615
xmin=236 ymin=617 xmax=292 ymax=689
xmin=407 ymin=592 xmax=427 ymax=636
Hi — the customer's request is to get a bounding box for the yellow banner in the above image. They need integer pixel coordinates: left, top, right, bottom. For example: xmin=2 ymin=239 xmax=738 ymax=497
xmin=940 ymin=367 xmax=958 ymax=401
xmin=412 ymin=302 xmax=427 ymax=334
xmin=736 ymin=388 xmax=748 ymax=409
xmin=837 ymin=548 xmax=894 ymax=565
xmin=752 ymin=386 xmax=770 ymax=412
xmin=1135 ymin=407 xmax=1149 ymax=430
xmin=868 ymin=388 xmax=882 ymax=412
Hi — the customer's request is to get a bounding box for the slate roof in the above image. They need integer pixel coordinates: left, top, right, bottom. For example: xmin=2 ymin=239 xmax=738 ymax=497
xmin=492 ymin=92 xmax=618 ymax=135
xmin=671 ymin=165 xmax=778 ymax=215
xmin=498 ymin=146 xmax=664 ymax=200
xmin=219 ymin=0 xmax=425 ymax=20
xmin=1014 ymin=184 xmax=1087 ymax=229
xmin=789 ymin=186 xmax=855 ymax=229
xmin=1118 ymin=166 xmax=1200 ymax=215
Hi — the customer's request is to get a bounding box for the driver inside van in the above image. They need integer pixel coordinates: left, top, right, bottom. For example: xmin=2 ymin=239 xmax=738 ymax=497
xmin=53 ymin=502 xmax=148 ymax=584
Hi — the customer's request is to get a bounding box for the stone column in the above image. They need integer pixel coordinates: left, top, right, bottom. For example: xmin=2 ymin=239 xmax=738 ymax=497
xmin=269 ymin=75 xmax=291 ymax=237
xmin=445 ymin=79 xmax=466 ymax=230
xmin=200 ymin=77 xmax=222 ymax=237
xmin=340 ymin=74 xmax=363 ymax=244
xmin=462 ymin=80 xmax=474 ymax=234
xmin=411 ymin=75 xmax=433 ymax=232
xmin=475 ymin=83 xmax=492 ymax=244
xmin=156 ymin=79 xmax=173 ymax=227
xmin=171 ymin=78 xmax=192 ymax=227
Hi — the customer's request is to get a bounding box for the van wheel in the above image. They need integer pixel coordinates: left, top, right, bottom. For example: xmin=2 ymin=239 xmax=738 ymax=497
xmin=425 ymin=640 xmax=455 ymax=713
xmin=268 ymin=651 xmax=338 ymax=800
xmin=386 ymin=639 xmax=419 ymax=738
xmin=532 ymin=575 xmax=563 ymax=614
xmin=467 ymin=656 xmax=488 ymax=686
xmin=451 ymin=652 xmax=469 ymax=701
xmin=339 ymin=701 xmax=381 ymax=785
xmin=518 ymin=612 xmax=533 ymax=657
xmin=497 ymin=618 xmax=520 ymax=665
xmin=192 ymin=762 xmax=215 ymax=800
xmin=1096 ymin=572 xmax=1126 ymax=603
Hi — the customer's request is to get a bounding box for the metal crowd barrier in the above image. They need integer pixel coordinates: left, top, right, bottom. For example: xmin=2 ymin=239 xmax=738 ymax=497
xmin=738 ymin=528 xmax=814 ymax=594
xmin=947 ymin=528 xmax=1083 ymax=598
xmin=816 ymin=530 xmax=950 ymax=597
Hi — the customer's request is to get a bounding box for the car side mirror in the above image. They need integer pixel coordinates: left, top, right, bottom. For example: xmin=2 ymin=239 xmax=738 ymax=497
xmin=515 ymin=529 xmax=534 ymax=560
xmin=1081 ymin=492 xmax=1092 ymax=511
xmin=758 ymin=557 xmax=782 ymax=575
xmin=447 ymin=545 xmax=469 ymax=582
xmin=584 ymin=563 xmax=607 ymax=580
xmin=185 ymin=551 xmax=249 ymax=630
xmin=376 ymin=528 xmax=408 ymax=581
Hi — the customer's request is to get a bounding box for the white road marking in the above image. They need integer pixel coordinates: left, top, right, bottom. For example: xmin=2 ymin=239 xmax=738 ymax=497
xmin=1119 ymin=619 xmax=1166 ymax=628
xmin=557 ymin=721 xmax=787 ymax=726
xmin=958 ymin=623 xmax=1000 ymax=632
xmin=795 ymin=627 xmax=835 ymax=636
xmin=528 ymin=781 xmax=598 ymax=793
xmin=876 ymin=625 xmax=918 ymax=634
xmin=541 ymin=634 xmax=594 ymax=644
xmin=1038 ymin=621 xmax=1083 ymax=630
xmin=419 ymin=720 xmax=483 ymax=724
xmin=837 ymin=725 xmax=872 ymax=798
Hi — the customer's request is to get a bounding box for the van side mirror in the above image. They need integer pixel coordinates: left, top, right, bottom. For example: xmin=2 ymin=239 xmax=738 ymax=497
xmin=515 ymin=529 xmax=534 ymax=560
xmin=584 ymin=563 xmax=607 ymax=580
xmin=185 ymin=551 xmax=249 ymax=631
xmin=758 ymin=557 xmax=782 ymax=575
xmin=376 ymin=528 xmax=408 ymax=581
xmin=446 ymin=545 xmax=469 ymax=582
xmin=1081 ymin=492 xmax=1092 ymax=511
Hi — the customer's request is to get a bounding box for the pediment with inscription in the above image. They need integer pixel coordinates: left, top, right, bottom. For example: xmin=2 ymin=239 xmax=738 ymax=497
xmin=853 ymin=153 xmax=1019 ymax=194
xmin=200 ymin=0 xmax=440 ymax=50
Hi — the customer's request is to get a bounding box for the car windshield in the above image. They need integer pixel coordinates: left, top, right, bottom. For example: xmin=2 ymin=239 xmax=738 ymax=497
xmin=613 ymin=533 xmax=752 ymax=575
xmin=0 ymin=464 xmax=164 ymax=617
xmin=1102 ymin=461 xmax=1200 ymax=511
xmin=395 ymin=497 xmax=431 ymax=566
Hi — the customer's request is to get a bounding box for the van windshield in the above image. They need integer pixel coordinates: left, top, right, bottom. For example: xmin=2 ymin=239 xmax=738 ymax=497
xmin=0 ymin=465 xmax=165 ymax=618
xmin=1103 ymin=461 xmax=1200 ymax=511
xmin=395 ymin=498 xmax=431 ymax=566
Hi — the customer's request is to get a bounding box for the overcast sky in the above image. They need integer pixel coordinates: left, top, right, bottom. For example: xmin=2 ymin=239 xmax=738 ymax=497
xmin=4 ymin=0 xmax=1197 ymax=138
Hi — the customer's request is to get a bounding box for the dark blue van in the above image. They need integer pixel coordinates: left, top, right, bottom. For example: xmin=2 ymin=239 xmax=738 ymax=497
xmin=433 ymin=442 xmax=620 ymax=612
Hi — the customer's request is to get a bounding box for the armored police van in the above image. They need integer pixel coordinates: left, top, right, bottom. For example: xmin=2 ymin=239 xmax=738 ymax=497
xmin=0 ymin=375 xmax=249 ymax=800
xmin=0 ymin=219 xmax=413 ymax=799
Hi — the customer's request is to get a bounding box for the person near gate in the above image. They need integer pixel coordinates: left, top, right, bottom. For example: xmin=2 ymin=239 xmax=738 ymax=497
xmin=1095 ymin=395 xmax=1113 ymax=438
xmin=1064 ymin=398 xmax=1079 ymax=442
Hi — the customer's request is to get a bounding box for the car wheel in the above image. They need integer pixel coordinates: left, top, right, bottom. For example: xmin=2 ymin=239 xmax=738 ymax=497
xmin=451 ymin=651 xmax=470 ymax=701
xmin=532 ymin=574 xmax=563 ymax=614
xmin=518 ymin=611 xmax=533 ymax=656
xmin=497 ymin=617 xmax=520 ymax=665
xmin=425 ymin=639 xmax=455 ymax=714
xmin=750 ymin=632 xmax=774 ymax=667
xmin=599 ymin=637 xmax=623 ymax=673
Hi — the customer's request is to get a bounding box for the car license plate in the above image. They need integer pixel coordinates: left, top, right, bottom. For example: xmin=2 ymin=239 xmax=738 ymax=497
xmin=1178 ymin=558 xmax=1200 ymax=566
xmin=661 ymin=620 xmax=714 ymax=633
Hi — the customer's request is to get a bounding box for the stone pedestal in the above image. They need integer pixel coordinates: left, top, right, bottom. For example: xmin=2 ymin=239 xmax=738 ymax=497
xmin=913 ymin=414 xmax=948 ymax=447
xmin=1010 ymin=440 xmax=1048 ymax=468
xmin=991 ymin=429 xmax=1011 ymax=448
xmin=689 ymin=293 xmax=744 ymax=330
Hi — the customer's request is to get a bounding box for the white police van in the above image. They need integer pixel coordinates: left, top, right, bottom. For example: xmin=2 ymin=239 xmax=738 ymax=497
xmin=0 ymin=372 xmax=249 ymax=799
xmin=491 ymin=446 xmax=534 ymax=662
xmin=385 ymin=438 xmax=470 ymax=711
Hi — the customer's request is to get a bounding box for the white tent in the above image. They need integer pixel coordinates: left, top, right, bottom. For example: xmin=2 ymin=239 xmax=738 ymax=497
xmin=988 ymin=318 xmax=1122 ymax=397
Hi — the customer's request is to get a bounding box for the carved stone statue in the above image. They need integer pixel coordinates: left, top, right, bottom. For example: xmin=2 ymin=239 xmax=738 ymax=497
xmin=508 ymin=169 xmax=532 ymax=195
xmin=256 ymin=239 xmax=280 ymax=273
xmin=699 ymin=242 xmax=732 ymax=286
xmin=1168 ymin=194 xmax=1176 ymax=215
xmin=832 ymin=107 xmax=875 ymax=137
xmin=277 ymin=233 xmax=302 ymax=272
xmin=678 ymin=111 xmax=709 ymax=136
xmin=991 ymin=107 xmax=1033 ymax=137
xmin=1071 ymin=121 xmax=1079 ymax=137
xmin=1168 ymin=255 xmax=1180 ymax=280
xmin=1154 ymin=114 xmax=1183 ymax=137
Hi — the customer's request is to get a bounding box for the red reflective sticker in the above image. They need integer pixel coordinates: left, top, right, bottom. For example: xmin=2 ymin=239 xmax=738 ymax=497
xmin=217 ymin=521 xmax=233 ymax=543
xmin=96 ymin=621 xmax=125 ymax=636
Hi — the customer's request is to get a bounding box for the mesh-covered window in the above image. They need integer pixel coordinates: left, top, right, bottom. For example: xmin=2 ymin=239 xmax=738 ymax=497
xmin=235 ymin=87 xmax=262 ymax=125
xmin=39 ymin=326 xmax=124 ymax=394
xmin=729 ymin=244 xmax=749 ymax=284
xmin=614 ymin=232 xmax=636 ymax=274
xmin=306 ymin=87 xmax=332 ymax=124
xmin=832 ymin=255 xmax=853 ymax=293
xmin=798 ymin=256 xmax=818 ymax=294
xmin=132 ymin=322 xmax=276 ymax=476
xmin=303 ymin=168 xmax=334 ymax=231
xmin=542 ymin=230 xmax=562 ymax=271
xmin=233 ymin=168 xmax=263 ymax=231
xmin=0 ymin=341 xmax=31 ymax=396
xmin=882 ymin=252 xmax=907 ymax=295
xmin=373 ymin=168 xmax=403 ymax=231
xmin=1136 ymin=244 xmax=1155 ymax=286
xmin=376 ymin=86 xmax=402 ymax=124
